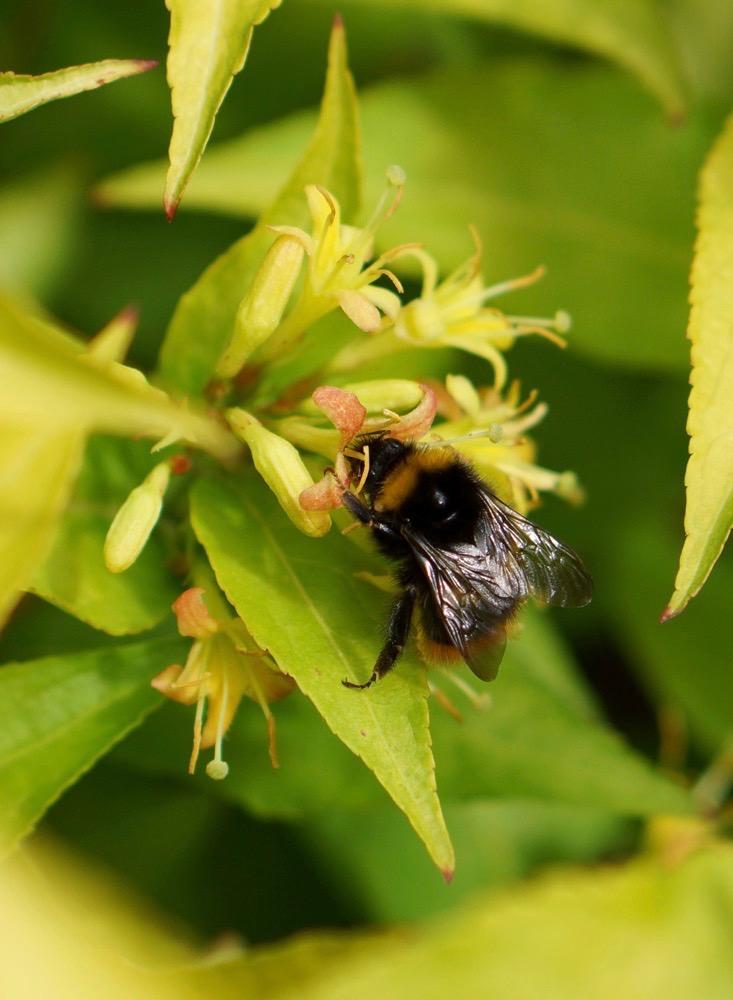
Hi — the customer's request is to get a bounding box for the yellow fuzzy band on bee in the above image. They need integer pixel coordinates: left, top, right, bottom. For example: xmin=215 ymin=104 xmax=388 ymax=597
xmin=417 ymin=623 xmax=508 ymax=666
xmin=374 ymin=446 xmax=456 ymax=512
xmin=417 ymin=633 xmax=463 ymax=664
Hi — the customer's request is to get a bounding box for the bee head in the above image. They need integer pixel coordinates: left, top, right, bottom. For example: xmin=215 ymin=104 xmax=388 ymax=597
xmin=346 ymin=433 xmax=409 ymax=499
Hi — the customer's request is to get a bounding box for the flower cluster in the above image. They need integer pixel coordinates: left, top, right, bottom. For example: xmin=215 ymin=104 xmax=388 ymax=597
xmin=151 ymin=586 xmax=294 ymax=778
xmin=102 ymin=168 xmax=582 ymax=778
xmin=216 ymin=167 xmax=410 ymax=377
xmin=287 ymin=377 xmax=580 ymax=519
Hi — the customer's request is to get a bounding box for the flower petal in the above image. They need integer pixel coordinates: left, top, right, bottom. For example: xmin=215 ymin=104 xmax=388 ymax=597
xmin=449 ymin=334 xmax=509 ymax=390
xmin=446 ymin=374 xmax=481 ymax=417
xmin=312 ymin=385 xmax=367 ymax=447
xmin=394 ymin=297 xmax=445 ymax=343
xmin=338 ymin=289 xmax=381 ymax=333
xmin=388 ymin=384 xmax=437 ymax=440
xmin=299 ymin=472 xmax=346 ymax=512
xmin=172 ymin=587 xmax=219 ymax=639
xmin=360 ymin=284 xmax=402 ymax=320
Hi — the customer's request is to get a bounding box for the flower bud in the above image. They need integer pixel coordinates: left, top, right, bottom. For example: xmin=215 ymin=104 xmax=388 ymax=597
xmin=217 ymin=235 xmax=304 ymax=377
xmin=104 ymin=461 xmax=170 ymax=573
xmin=270 ymin=417 xmax=341 ymax=459
xmin=303 ymin=380 xmax=423 ymax=417
xmin=227 ymin=408 xmax=331 ymax=537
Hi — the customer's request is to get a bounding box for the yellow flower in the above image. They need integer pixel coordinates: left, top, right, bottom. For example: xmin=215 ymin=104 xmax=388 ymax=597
xmin=152 ymin=587 xmax=294 ymax=778
xmin=296 ymin=383 xmax=438 ymax=512
xmin=274 ymin=380 xmax=435 ymax=463
xmin=327 ymin=229 xmax=569 ymax=388
xmin=429 ymin=375 xmax=583 ymax=514
xmin=394 ymin=230 xmax=570 ymax=389
xmin=255 ymin=167 xmax=410 ymax=361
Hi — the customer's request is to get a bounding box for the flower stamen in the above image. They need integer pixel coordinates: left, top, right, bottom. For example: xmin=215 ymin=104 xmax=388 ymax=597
xmin=206 ymin=668 xmax=230 ymax=781
xmin=355 ymin=445 xmax=371 ymax=494
xmin=189 ymin=693 xmax=206 ymax=775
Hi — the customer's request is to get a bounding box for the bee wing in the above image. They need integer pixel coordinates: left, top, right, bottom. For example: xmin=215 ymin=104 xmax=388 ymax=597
xmin=400 ymin=488 xmax=591 ymax=680
xmin=474 ymin=488 xmax=593 ymax=609
xmin=402 ymin=529 xmax=511 ymax=681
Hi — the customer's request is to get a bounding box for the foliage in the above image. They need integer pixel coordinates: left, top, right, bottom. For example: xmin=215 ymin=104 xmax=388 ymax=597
xmin=163 ymin=0 xmax=282 ymax=218
xmin=2 ymin=0 xmax=733 ymax=994
xmin=664 ymin=112 xmax=733 ymax=619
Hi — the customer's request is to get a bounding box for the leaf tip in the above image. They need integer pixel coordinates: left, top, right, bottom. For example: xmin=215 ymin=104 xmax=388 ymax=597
xmin=441 ymin=866 xmax=455 ymax=884
xmin=88 ymin=184 xmax=109 ymax=209
xmin=163 ymin=196 xmax=179 ymax=222
xmin=116 ymin=303 xmax=141 ymax=330
xmin=332 ymin=12 xmax=344 ymax=31
xmin=659 ymin=603 xmax=681 ymax=624
xmin=135 ymin=59 xmax=159 ymax=74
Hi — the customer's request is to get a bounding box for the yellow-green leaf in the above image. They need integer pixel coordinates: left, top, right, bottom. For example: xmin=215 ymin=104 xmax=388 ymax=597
xmin=0 ymin=424 xmax=84 ymax=628
xmin=158 ymin=18 xmax=361 ymax=394
xmin=190 ymin=475 xmax=454 ymax=877
xmin=0 ymin=292 xmax=237 ymax=460
xmin=0 ymin=294 xmax=237 ymax=622
xmin=164 ymin=0 xmax=282 ymax=219
xmin=0 ymin=842 xmax=188 ymax=998
xmin=0 ymin=59 xmax=156 ymax=123
xmin=95 ymin=59 xmax=706 ymax=373
xmin=0 ymin=637 xmax=184 ymax=852
xmin=343 ymin=0 xmax=686 ymax=119
xmin=91 ymin=112 xmax=312 ymax=213
xmin=212 ymin=838 xmax=733 ymax=999
xmin=32 ymin=437 xmax=178 ymax=636
xmin=0 ymin=165 xmax=81 ymax=297
xmin=665 ymin=114 xmax=733 ymax=619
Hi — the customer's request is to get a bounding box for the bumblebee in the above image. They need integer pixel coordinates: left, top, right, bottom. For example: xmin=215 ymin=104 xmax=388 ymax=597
xmin=340 ymin=433 xmax=592 ymax=689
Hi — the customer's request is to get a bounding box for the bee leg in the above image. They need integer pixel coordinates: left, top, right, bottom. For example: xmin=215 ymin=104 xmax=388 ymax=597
xmin=342 ymin=588 xmax=415 ymax=689
xmin=341 ymin=489 xmax=371 ymax=524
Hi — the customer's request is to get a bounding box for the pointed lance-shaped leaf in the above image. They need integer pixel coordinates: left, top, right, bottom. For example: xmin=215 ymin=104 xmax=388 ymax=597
xmin=0 ymin=292 xmax=238 ymax=460
xmin=665 ymin=113 xmax=733 ymax=620
xmin=345 ymin=0 xmax=686 ymax=121
xmin=163 ymin=0 xmax=282 ymax=219
xmin=190 ymin=475 xmax=454 ymax=877
xmin=0 ymin=293 xmax=236 ymax=625
xmin=0 ymin=636 xmax=186 ymax=853
xmin=158 ymin=17 xmax=362 ymax=395
xmin=0 ymin=59 xmax=156 ymax=123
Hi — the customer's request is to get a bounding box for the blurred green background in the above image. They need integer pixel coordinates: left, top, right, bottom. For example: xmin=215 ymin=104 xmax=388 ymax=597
xmin=2 ymin=0 xmax=733 ymax=961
